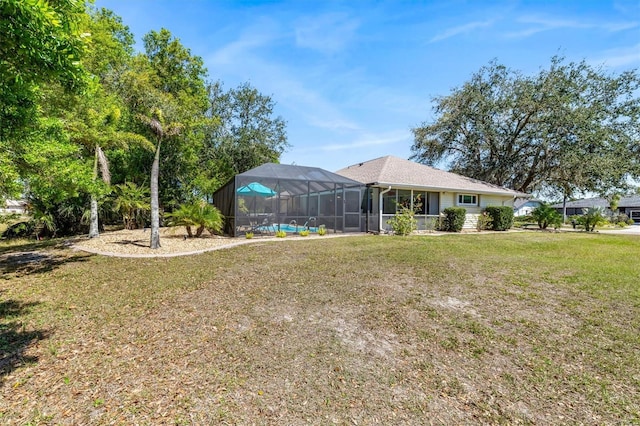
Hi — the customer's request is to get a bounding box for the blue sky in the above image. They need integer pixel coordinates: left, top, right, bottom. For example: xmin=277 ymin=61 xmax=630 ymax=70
xmin=95 ymin=0 xmax=640 ymax=172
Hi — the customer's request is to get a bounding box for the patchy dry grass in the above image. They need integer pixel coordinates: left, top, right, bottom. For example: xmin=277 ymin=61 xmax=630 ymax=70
xmin=0 ymin=232 xmax=639 ymax=424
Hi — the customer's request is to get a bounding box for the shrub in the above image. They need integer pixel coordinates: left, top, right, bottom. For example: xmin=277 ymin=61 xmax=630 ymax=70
xmin=387 ymin=206 xmax=417 ymax=236
xmin=299 ymin=229 xmax=310 ymax=237
xmin=245 ymin=231 xmax=254 ymax=239
xmin=476 ymin=212 xmax=493 ymax=231
xmin=165 ymin=200 xmax=224 ymax=237
xmin=531 ymin=203 xmax=563 ymax=230
xmin=442 ymin=207 xmax=466 ymax=232
xmin=275 ymin=230 xmax=287 ymax=238
xmin=484 ymin=206 xmax=514 ymax=231
xmin=317 ymin=225 xmax=327 ymax=236
xmin=610 ymin=212 xmax=630 ymax=225
xmin=1 ymin=221 xmax=35 ymax=239
xmin=576 ymin=207 xmax=608 ymax=232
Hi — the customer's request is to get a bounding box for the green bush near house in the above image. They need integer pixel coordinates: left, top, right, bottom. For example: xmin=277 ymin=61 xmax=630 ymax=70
xmin=387 ymin=206 xmax=417 ymax=236
xmin=485 ymin=206 xmax=514 ymax=231
xmin=442 ymin=207 xmax=466 ymax=232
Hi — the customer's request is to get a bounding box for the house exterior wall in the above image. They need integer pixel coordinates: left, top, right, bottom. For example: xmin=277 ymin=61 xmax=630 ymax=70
xmin=373 ymin=188 xmax=516 ymax=231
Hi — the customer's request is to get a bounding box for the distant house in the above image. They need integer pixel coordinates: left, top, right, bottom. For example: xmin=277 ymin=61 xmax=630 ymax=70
xmin=1 ymin=199 xmax=27 ymax=215
xmin=335 ymin=156 xmax=528 ymax=231
xmin=551 ymin=196 xmax=640 ymax=223
xmin=513 ymin=198 xmax=543 ymax=216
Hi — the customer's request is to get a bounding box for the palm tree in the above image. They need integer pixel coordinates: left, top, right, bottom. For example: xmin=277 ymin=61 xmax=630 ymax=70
xmin=139 ymin=109 xmax=181 ymax=249
xmin=531 ymin=203 xmax=563 ymax=230
xmin=165 ymin=200 xmax=224 ymax=237
xmin=113 ymin=182 xmax=150 ymax=230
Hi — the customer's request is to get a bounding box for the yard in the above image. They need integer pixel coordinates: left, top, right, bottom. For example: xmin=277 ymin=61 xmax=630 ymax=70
xmin=1 ymin=232 xmax=639 ymax=424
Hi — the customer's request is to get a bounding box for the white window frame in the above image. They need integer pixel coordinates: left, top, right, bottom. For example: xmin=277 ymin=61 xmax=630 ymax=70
xmin=457 ymin=194 xmax=478 ymax=206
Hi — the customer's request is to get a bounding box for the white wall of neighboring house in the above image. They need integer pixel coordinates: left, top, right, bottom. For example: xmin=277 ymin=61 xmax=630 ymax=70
xmin=1 ymin=199 xmax=27 ymax=215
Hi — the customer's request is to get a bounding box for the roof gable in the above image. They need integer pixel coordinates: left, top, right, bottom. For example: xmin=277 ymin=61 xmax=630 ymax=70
xmin=336 ymin=156 xmax=526 ymax=196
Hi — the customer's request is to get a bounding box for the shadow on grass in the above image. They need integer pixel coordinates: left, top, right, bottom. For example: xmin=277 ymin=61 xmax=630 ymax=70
xmin=0 ymin=240 xmax=93 ymax=278
xmin=0 ymin=297 xmax=49 ymax=384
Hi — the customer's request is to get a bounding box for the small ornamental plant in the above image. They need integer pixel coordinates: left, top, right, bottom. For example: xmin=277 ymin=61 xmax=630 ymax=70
xmin=299 ymin=229 xmax=310 ymax=237
xmin=275 ymin=229 xmax=287 ymax=238
xmin=387 ymin=206 xmax=417 ymax=236
xmin=245 ymin=231 xmax=254 ymax=239
xmin=317 ymin=225 xmax=327 ymax=236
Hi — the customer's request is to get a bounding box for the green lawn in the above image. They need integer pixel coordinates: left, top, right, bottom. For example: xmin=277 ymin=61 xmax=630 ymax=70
xmin=1 ymin=232 xmax=639 ymax=424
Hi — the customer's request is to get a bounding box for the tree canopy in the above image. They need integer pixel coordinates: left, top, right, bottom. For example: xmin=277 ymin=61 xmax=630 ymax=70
xmin=411 ymin=57 xmax=640 ymax=198
xmin=0 ymin=4 xmax=288 ymax=241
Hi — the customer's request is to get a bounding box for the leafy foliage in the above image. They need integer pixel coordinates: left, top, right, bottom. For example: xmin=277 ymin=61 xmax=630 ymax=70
xmin=442 ymin=207 xmax=466 ymax=232
xmin=198 ymin=81 xmax=289 ymax=195
xmin=531 ymin=203 xmax=563 ymax=230
xmin=165 ymin=200 xmax=223 ymax=237
xmin=476 ymin=212 xmax=493 ymax=231
xmin=387 ymin=206 xmax=418 ymax=236
xmin=484 ymin=206 xmax=514 ymax=231
xmin=411 ymin=57 xmax=640 ymax=197
xmin=575 ymin=207 xmax=608 ymax=232
xmin=113 ymin=182 xmax=150 ymax=230
xmin=1 ymin=5 xmax=287 ymax=239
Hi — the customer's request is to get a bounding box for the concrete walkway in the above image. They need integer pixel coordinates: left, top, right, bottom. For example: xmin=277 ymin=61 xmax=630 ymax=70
xmin=597 ymin=224 xmax=640 ymax=235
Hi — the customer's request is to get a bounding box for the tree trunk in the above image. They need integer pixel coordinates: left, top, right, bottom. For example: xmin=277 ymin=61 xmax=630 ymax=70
xmin=89 ymin=149 xmax=100 ymax=238
xmin=89 ymin=195 xmax=99 ymax=238
xmin=562 ymin=193 xmax=567 ymax=224
xmin=150 ymin=140 xmax=162 ymax=249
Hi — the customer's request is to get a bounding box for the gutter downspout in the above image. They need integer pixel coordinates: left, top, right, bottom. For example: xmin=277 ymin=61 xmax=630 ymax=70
xmin=365 ymin=185 xmax=370 ymax=233
xmin=379 ymin=185 xmax=392 ymax=233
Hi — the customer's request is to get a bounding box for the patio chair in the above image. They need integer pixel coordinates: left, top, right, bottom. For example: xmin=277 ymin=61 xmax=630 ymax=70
xmin=252 ymin=216 xmax=274 ymax=236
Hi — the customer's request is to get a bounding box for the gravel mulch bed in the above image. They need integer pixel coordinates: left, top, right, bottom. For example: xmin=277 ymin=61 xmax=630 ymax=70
xmin=70 ymin=228 xmax=249 ymax=257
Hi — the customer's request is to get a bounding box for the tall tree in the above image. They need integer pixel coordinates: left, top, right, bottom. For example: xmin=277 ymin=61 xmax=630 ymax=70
xmin=115 ymin=29 xmax=208 ymax=248
xmin=199 ymin=81 xmax=288 ymax=196
xmin=0 ymin=0 xmax=88 ymax=199
xmin=411 ymin=57 xmax=640 ymax=198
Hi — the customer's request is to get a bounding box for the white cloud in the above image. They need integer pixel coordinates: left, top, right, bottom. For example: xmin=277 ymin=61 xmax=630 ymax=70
xmin=590 ymin=44 xmax=640 ymax=68
xmin=321 ymin=130 xmax=410 ymax=152
xmin=507 ymin=15 xmax=638 ymax=38
xmin=208 ymin=18 xmax=281 ymax=65
xmin=295 ymin=13 xmax=360 ymax=53
xmin=429 ymin=19 xmax=494 ymax=43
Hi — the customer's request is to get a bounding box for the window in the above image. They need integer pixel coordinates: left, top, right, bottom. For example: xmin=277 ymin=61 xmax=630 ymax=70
xmin=382 ymin=190 xmax=396 ymax=214
xmin=457 ymin=194 xmax=477 ymax=206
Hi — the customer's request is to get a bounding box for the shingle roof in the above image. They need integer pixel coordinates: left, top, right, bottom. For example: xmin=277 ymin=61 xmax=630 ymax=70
xmin=335 ymin=156 xmax=527 ymax=197
xmin=551 ymin=196 xmax=640 ymax=209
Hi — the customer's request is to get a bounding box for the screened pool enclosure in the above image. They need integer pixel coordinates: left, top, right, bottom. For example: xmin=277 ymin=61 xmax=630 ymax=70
xmin=213 ymin=163 xmax=364 ymax=237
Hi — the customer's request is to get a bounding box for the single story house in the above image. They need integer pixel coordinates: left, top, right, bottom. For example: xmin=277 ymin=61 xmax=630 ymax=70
xmin=513 ymin=198 xmax=543 ymax=216
xmin=335 ymin=156 xmax=528 ymax=232
xmin=213 ymin=156 xmax=528 ymax=236
xmin=551 ymin=196 xmax=640 ymax=223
